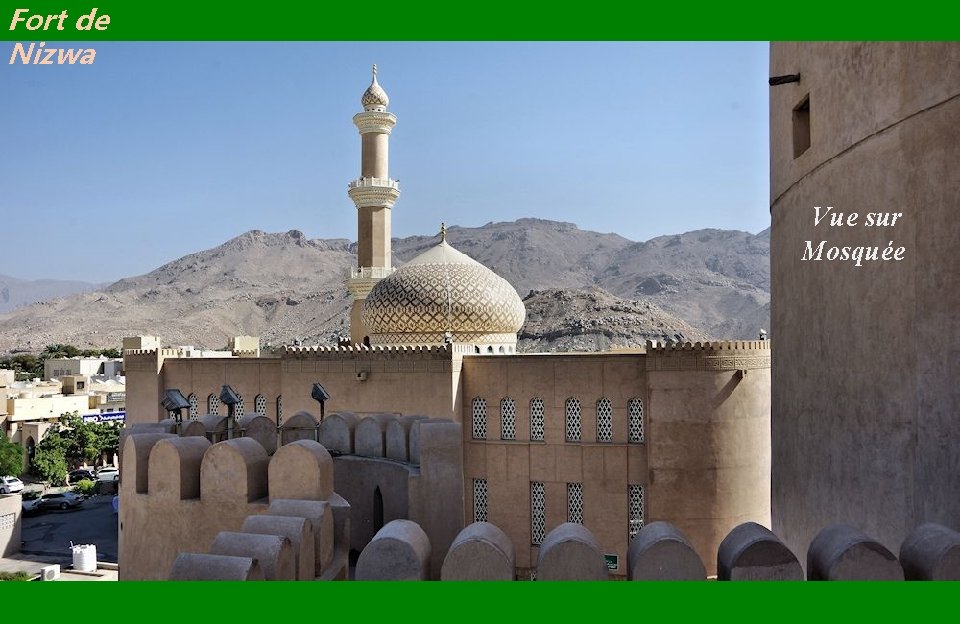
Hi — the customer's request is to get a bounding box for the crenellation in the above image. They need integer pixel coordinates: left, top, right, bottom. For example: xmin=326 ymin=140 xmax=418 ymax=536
xmin=280 ymin=411 xmax=320 ymax=446
xmin=241 ymin=515 xmax=315 ymax=581
xmin=148 ymin=437 xmax=210 ymax=501
xmin=355 ymin=519 xmax=431 ymax=581
xmin=237 ymin=414 xmax=278 ymax=455
xmin=645 ymin=339 xmax=771 ymax=353
xmin=354 ymin=414 xmax=395 ymax=458
xmin=268 ymin=499 xmax=336 ymax=577
xmin=268 ymin=440 xmax=334 ymax=502
xmin=200 ymin=438 xmax=270 ymax=504
xmin=318 ymin=412 xmax=358 ymax=454
xmin=169 ymin=553 xmax=264 ymax=581
xmin=122 ymin=432 xmax=178 ymax=494
xmin=283 ymin=343 xmax=452 ymax=359
xmin=210 ymin=531 xmax=297 ymax=581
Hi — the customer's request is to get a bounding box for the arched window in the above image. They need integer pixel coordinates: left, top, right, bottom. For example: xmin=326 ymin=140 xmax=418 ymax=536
xmin=473 ymin=478 xmax=488 ymax=523
xmin=500 ymin=398 xmax=516 ymax=440
xmin=187 ymin=394 xmax=199 ymax=420
xmin=255 ymin=394 xmax=267 ymax=416
xmin=472 ymin=397 xmax=487 ymax=439
xmin=596 ymin=397 xmax=612 ymax=442
xmin=565 ymin=398 xmax=581 ymax=442
xmin=628 ymin=398 xmax=645 ymax=443
xmin=529 ymin=398 xmax=545 ymax=441
xmin=208 ymin=394 xmax=221 ymax=416
xmin=276 ymin=395 xmax=283 ymax=426
xmin=235 ymin=394 xmax=244 ymax=419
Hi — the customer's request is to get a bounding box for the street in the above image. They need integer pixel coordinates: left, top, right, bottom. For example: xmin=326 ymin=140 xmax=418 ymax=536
xmin=20 ymin=494 xmax=118 ymax=564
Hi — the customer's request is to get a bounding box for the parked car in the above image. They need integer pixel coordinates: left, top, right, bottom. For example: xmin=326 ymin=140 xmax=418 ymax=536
xmin=0 ymin=475 xmax=24 ymax=494
xmin=36 ymin=492 xmax=84 ymax=511
xmin=22 ymin=496 xmax=41 ymax=515
xmin=95 ymin=467 xmax=119 ymax=482
xmin=68 ymin=469 xmax=96 ymax=484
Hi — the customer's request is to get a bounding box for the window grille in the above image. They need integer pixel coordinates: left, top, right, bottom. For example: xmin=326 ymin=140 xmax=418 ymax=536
xmin=530 ymin=398 xmax=545 ymax=441
xmin=473 ymin=479 xmax=488 ymax=523
xmin=501 ymin=398 xmax=516 ymax=440
xmin=187 ymin=394 xmax=199 ymax=419
xmin=235 ymin=394 xmax=244 ymax=419
xmin=628 ymin=398 xmax=645 ymax=443
xmin=208 ymin=394 xmax=220 ymax=416
xmin=565 ymin=398 xmax=581 ymax=442
xmin=472 ymin=397 xmax=487 ymax=439
xmin=531 ymin=481 xmax=545 ymax=545
xmin=567 ymin=482 xmax=584 ymax=524
xmin=596 ymin=397 xmax=612 ymax=442
xmin=276 ymin=396 xmax=283 ymax=426
xmin=255 ymin=394 xmax=267 ymax=416
xmin=629 ymin=484 xmax=645 ymax=541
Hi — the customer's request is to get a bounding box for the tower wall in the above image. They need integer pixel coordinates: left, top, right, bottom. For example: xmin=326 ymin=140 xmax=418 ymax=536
xmin=645 ymin=341 xmax=771 ymax=575
xmin=770 ymin=42 xmax=960 ymax=560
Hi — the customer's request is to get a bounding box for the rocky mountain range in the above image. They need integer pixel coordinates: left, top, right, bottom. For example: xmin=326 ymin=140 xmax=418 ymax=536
xmin=0 ymin=274 xmax=103 ymax=314
xmin=0 ymin=219 xmax=769 ymax=354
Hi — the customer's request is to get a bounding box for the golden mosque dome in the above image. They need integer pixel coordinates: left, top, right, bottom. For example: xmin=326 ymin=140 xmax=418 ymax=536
xmin=361 ymin=64 xmax=389 ymax=110
xmin=361 ymin=230 xmax=526 ymax=349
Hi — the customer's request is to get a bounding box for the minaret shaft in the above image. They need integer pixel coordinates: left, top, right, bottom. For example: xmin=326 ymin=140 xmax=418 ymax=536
xmin=357 ymin=207 xmax=391 ymax=268
xmin=361 ymin=133 xmax=389 ymax=179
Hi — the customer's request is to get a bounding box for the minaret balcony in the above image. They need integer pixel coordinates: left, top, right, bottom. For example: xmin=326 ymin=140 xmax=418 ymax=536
xmin=346 ymin=266 xmax=395 ymax=280
xmin=353 ymin=110 xmax=397 ymax=134
xmin=348 ymin=177 xmax=399 ymax=191
xmin=348 ymin=178 xmax=401 ymax=209
xmin=345 ymin=266 xmax=395 ymax=298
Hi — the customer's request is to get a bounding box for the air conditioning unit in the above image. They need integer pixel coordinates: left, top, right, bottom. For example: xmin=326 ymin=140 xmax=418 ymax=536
xmin=40 ymin=564 xmax=60 ymax=581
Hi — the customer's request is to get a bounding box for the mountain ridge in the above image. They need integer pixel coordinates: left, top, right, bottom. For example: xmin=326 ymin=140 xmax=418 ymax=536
xmin=0 ymin=219 xmax=770 ymax=354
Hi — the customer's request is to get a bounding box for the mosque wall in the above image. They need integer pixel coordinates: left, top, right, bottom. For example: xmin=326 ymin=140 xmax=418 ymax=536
xmin=280 ymin=346 xmax=460 ymax=419
xmin=459 ymin=344 xmax=770 ymax=577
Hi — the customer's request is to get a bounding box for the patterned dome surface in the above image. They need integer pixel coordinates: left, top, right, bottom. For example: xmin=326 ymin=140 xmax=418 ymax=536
xmin=362 ymin=240 xmax=526 ymax=336
xmin=361 ymin=70 xmax=389 ymax=109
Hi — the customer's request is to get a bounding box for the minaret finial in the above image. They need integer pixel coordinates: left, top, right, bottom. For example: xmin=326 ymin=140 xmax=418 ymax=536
xmin=440 ymin=222 xmax=446 ymax=242
xmin=372 ymin=64 xmax=377 ymax=80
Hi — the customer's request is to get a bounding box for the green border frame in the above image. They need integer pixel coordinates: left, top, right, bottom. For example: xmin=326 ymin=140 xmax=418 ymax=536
xmin=3 ymin=1 xmax=959 ymax=619
xmin=2 ymin=0 xmax=959 ymax=40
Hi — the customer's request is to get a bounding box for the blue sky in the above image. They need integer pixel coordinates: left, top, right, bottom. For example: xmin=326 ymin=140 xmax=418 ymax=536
xmin=0 ymin=42 xmax=770 ymax=283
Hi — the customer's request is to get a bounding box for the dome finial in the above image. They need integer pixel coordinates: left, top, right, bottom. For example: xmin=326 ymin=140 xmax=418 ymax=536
xmin=372 ymin=63 xmax=377 ymax=80
xmin=440 ymin=222 xmax=446 ymax=242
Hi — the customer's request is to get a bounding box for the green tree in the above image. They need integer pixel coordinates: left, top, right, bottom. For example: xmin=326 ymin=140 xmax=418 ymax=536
xmin=0 ymin=436 xmax=24 ymax=477
xmin=31 ymin=430 xmax=68 ymax=485
xmin=29 ymin=413 xmax=122 ymax=481
xmin=0 ymin=353 xmax=41 ymax=380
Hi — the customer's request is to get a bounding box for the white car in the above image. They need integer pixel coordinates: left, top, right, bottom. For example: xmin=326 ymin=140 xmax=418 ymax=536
xmin=95 ymin=467 xmax=119 ymax=482
xmin=0 ymin=475 xmax=24 ymax=494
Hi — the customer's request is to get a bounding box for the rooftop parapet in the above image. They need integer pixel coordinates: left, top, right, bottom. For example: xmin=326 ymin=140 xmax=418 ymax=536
xmin=645 ymin=340 xmax=771 ymax=352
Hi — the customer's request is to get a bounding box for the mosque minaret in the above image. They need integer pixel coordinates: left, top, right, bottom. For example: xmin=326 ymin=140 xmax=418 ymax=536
xmin=345 ymin=64 xmax=400 ymax=345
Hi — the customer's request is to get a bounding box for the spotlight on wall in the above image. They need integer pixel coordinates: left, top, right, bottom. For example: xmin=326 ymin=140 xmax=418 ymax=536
xmin=161 ymin=389 xmax=190 ymax=422
xmin=312 ymin=382 xmax=331 ymax=422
